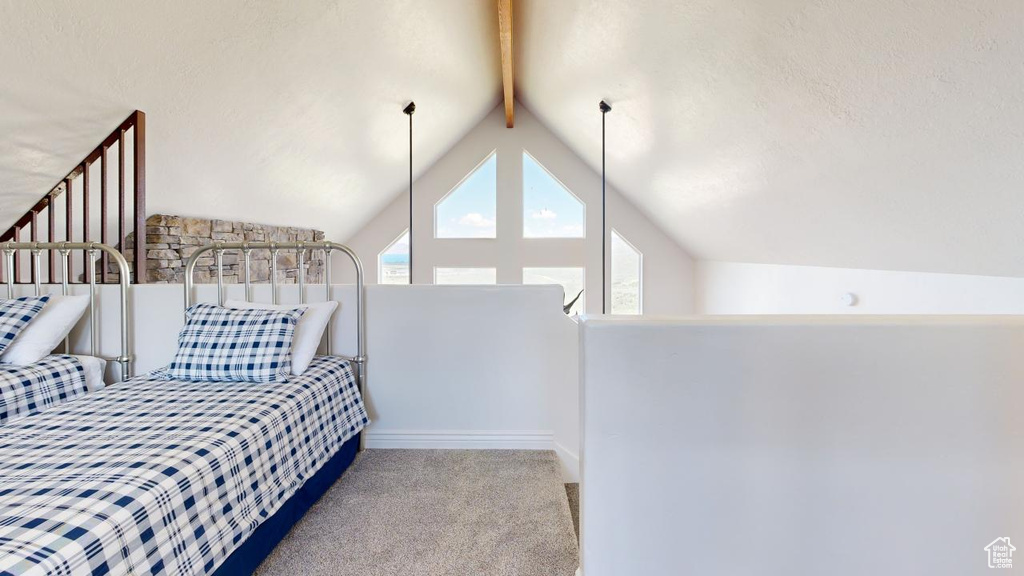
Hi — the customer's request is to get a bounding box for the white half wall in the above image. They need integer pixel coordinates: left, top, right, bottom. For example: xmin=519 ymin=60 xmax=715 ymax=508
xmin=579 ymin=316 xmax=1024 ymax=576
xmin=698 ymin=260 xmax=1024 ymax=314
xmin=364 ymin=285 xmax=580 ymax=480
xmin=18 ymin=283 xmax=582 ymax=480
xmin=339 ymin=103 xmax=695 ymax=316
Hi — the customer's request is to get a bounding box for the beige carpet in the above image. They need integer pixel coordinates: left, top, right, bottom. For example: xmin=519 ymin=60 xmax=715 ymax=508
xmin=256 ymin=449 xmax=579 ymax=576
xmin=564 ymin=483 xmax=579 ymax=541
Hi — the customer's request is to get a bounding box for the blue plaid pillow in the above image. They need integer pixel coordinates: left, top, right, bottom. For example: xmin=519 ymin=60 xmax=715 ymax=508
xmin=0 ymin=295 xmax=50 ymax=355
xmin=167 ymin=303 xmax=305 ymax=383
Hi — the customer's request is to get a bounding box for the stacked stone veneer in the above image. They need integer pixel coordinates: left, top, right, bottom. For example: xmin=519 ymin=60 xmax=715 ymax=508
xmin=115 ymin=215 xmax=325 ymax=284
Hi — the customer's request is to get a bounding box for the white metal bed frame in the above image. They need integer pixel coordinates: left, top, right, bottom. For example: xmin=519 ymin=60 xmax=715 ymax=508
xmin=183 ymin=241 xmax=367 ymax=396
xmin=0 ymin=242 xmax=134 ymax=380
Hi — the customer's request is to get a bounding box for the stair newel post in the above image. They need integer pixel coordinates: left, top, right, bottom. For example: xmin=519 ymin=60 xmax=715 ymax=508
xmin=132 ymin=111 xmax=146 ymax=284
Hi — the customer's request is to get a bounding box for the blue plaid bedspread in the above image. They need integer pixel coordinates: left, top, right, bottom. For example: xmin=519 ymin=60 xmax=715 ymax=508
xmin=0 ymin=355 xmax=86 ymax=426
xmin=0 ymin=355 xmax=368 ymax=576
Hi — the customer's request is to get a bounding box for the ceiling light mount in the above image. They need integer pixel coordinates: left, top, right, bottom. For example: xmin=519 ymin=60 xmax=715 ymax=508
xmin=599 ymin=100 xmax=612 ymax=114
xmin=403 ymin=101 xmax=416 ymax=116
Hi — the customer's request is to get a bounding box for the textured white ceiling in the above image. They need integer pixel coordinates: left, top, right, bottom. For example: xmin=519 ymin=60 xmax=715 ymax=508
xmin=0 ymin=0 xmax=500 ymax=242
xmin=3 ymin=1 xmax=1024 ymax=276
xmin=517 ymin=0 xmax=1024 ymax=276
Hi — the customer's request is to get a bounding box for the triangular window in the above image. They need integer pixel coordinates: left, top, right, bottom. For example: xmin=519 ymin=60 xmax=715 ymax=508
xmin=379 ymin=230 xmax=409 ymax=284
xmin=523 ymin=151 xmax=584 ymax=238
xmin=611 ymin=230 xmax=642 ymax=314
xmin=435 ymin=153 xmax=497 ymax=238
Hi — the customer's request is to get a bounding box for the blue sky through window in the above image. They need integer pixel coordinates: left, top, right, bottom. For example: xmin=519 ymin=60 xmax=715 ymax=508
xmin=523 ymin=152 xmax=584 ymax=238
xmin=435 ymin=153 xmax=497 ymax=238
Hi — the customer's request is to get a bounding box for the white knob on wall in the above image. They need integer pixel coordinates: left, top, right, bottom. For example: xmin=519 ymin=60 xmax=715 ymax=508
xmin=841 ymin=292 xmax=859 ymax=307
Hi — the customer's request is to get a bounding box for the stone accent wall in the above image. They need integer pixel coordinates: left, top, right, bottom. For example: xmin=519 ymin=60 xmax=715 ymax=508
xmin=114 ymin=215 xmax=325 ymax=284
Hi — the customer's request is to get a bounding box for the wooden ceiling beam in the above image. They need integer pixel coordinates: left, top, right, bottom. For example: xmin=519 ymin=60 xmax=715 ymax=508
xmin=498 ymin=0 xmax=514 ymax=128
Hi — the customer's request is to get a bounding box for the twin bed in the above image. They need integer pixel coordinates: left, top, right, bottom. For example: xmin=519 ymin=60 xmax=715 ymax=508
xmin=0 ymin=241 xmax=369 ymax=576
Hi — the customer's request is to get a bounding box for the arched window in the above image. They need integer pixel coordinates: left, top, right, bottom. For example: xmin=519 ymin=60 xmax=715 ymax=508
xmin=435 ymin=152 xmax=497 ymax=238
xmin=611 ymin=230 xmax=642 ymax=314
xmin=379 ymin=230 xmax=409 ymax=284
xmin=523 ymin=151 xmax=584 ymax=238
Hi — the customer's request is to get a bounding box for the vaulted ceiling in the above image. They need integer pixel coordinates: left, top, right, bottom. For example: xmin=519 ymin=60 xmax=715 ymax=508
xmin=3 ymin=0 xmax=1023 ymax=276
xmin=0 ymin=1 xmax=501 ymax=244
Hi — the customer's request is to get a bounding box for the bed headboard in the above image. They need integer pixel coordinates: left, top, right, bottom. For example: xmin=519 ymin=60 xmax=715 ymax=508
xmin=182 ymin=241 xmax=366 ymax=395
xmin=0 ymin=242 xmax=133 ymax=380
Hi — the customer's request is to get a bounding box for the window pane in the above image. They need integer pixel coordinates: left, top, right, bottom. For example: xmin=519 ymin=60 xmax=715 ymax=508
xmin=435 ymin=267 xmax=497 ymax=285
xmin=523 ymin=152 xmax=584 ymax=238
xmin=523 ymin=267 xmax=585 ymax=315
xmin=436 ymin=153 xmax=497 ymax=238
xmin=611 ymin=231 xmax=642 ymax=314
xmin=379 ymin=230 xmax=409 ymax=285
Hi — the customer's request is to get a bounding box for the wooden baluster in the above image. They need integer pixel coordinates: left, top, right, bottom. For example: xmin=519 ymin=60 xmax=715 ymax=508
xmin=48 ymin=195 xmax=56 ymax=282
xmin=29 ymin=211 xmax=38 ymax=285
xmin=13 ymin=225 xmax=22 ymax=284
xmin=82 ymin=162 xmax=90 ymax=283
xmin=65 ymin=177 xmax=73 ymax=282
xmin=100 ymin=145 xmax=109 ymax=283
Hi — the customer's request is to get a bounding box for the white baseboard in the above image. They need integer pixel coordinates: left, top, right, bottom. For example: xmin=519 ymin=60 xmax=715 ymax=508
xmin=364 ymin=429 xmax=554 ymax=450
xmin=553 ymin=441 xmax=580 ymax=483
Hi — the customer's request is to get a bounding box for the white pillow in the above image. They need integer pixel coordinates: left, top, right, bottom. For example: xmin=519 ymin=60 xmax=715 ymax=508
xmin=71 ymin=354 xmax=108 ymax=392
xmin=224 ymin=299 xmax=338 ymax=376
xmin=1 ymin=294 xmax=89 ymax=365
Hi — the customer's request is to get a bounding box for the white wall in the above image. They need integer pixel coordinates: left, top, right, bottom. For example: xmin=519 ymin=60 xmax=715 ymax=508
xmin=579 ymin=316 xmax=1024 ymax=576
xmin=339 ymin=103 xmax=695 ymax=316
xmin=698 ymin=261 xmax=1024 ymax=314
xmin=24 ymin=282 xmax=582 ymax=480
xmin=364 ymin=285 xmax=580 ymax=480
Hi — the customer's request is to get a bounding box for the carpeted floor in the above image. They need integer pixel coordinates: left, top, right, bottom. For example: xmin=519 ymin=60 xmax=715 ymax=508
xmin=564 ymin=483 xmax=579 ymax=541
xmin=256 ymin=449 xmax=579 ymax=576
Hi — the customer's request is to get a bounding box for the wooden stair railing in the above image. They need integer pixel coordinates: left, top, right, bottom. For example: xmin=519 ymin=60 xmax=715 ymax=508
xmin=0 ymin=111 xmax=146 ymax=284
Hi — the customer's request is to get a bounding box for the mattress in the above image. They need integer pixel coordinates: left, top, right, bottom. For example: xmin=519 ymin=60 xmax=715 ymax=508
xmin=0 ymin=355 xmax=368 ymax=576
xmin=0 ymin=355 xmax=94 ymax=426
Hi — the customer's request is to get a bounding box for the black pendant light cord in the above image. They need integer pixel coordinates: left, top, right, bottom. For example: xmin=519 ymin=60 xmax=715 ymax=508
xmin=600 ymin=100 xmax=611 ymax=314
xmin=404 ymin=102 xmax=416 ymax=284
